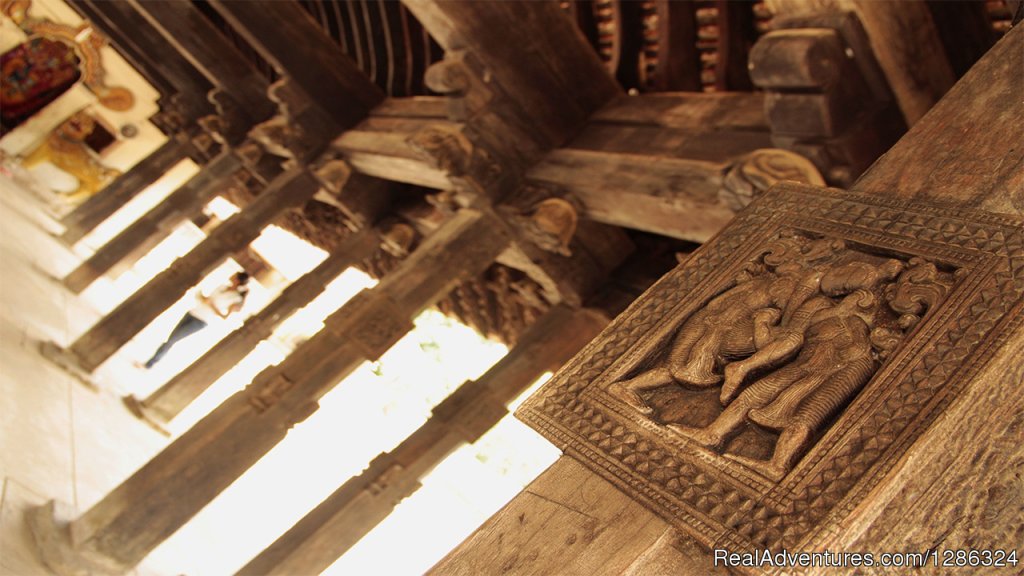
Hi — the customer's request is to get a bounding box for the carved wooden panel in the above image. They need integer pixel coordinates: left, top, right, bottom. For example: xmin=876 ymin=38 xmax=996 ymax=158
xmin=517 ymin=182 xmax=1024 ymax=554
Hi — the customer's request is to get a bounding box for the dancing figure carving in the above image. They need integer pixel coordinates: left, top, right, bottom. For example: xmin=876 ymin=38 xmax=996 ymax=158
xmin=608 ymin=231 xmax=958 ymax=479
xmin=609 ymin=233 xmax=844 ymax=413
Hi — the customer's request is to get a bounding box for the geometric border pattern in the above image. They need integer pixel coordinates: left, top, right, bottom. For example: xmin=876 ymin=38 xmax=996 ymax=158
xmin=517 ymin=183 xmax=1024 ymax=558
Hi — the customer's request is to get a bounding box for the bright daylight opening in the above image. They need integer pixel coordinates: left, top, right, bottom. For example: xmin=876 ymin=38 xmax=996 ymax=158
xmin=84 ymin=198 xmax=560 ymax=575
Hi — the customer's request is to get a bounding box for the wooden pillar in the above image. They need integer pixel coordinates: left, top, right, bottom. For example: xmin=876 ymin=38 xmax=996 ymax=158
xmin=27 ymin=210 xmax=510 ymax=574
xmin=236 ymin=305 xmax=608 ymax=576
xmin=765 ymin=0 xmax=956 ymax=126
xmin=61 ymin=151 xmax=242 ymax=295
xmin=47 ymin=168 xmax=319 ymax=375
xmin=59 ymin=133 xmax=196 ymax=245
xmin=433 ymin=25 xmax=1024 ymax=572
xmin=403 ymin=0 xmax=621 ymax=190
xmin=123 ymin=227 xmax=382 ymax=427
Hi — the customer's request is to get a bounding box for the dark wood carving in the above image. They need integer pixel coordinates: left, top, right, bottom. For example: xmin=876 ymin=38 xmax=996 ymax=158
xmin=517 ymin=182 xmax=1024 ymax=553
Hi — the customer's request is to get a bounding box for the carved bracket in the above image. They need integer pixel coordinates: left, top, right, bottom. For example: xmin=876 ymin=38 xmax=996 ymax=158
xmin=497 ymin=184 xmax=582 ymax=256
xmin=719 ymin=149 xmax=825 ymax=212
xmin=424 ymin=50 xmax=494 ymax=123
xmin=406 ymin=123 xmax=502 ymax=202
xmin=199 ymin=89 xmax=251 ymax=146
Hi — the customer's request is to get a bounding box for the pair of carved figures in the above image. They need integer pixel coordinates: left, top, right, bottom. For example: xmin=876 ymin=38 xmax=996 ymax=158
xmin=610 ymin=231 xmax=956 ymax=480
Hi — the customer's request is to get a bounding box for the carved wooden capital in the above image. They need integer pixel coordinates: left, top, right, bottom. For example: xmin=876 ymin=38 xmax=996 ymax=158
xmin=498 ymin=185 xmax=582 ymax=256
xmin=518 ymin=182 xmax=1024 ymax=553
xmin=423 ymin=51 xmax=494 ymax=123
xmin=247 ymin=114 xmax=315 ymax=161
xmin=720 ymin=149 xmax=825 ymax=212
xmin=424 ymin=57 xmax=473 ymax=95
xmin=406 ymin=124 xmax=473 ymax=175
xmin=310 ymin=157 xmax=352 ymax=195
xmin=380 ymin=222 xmax=416 ymax=258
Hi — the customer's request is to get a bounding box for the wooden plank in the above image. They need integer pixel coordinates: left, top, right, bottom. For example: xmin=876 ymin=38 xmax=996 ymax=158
xmin=611 ymin=0 xmax=644 ymax=90
xmin=850 ymin=25 xmax=1023 ymax=212
xmin=528 ymin=149 xmax=732 ymax=242
xmin=570 ymin=124 xmax=773 ymax=162
xmin=714 ymin=0 xmax=755 ymax=91
xmin=370 ymin=97 xmax=449 ymax=119
xmin=592 ymin=92 xmax=768 ymax=131
xmin=653 ymin=0 xmax=701 ymax=91
xmin=333 ymin=130 xmax=455 ymax=189
xmin=429 ymin=457 xmax=669 ymax=576
xmin=924 ymin=0 xmax=996 ymax=78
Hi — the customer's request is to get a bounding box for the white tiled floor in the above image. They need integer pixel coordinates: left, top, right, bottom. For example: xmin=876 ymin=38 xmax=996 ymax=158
xmin=0 ymin=168 xmax=171 ymax=576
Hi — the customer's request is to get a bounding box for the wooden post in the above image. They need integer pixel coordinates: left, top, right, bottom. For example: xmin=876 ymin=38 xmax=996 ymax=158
xmin=61 ymin=151 xmax=242 ymax=294
xmin=124 ymin=227 xmax=382 ymax=426
xmin=433 ymin=25 xmax=1024 ymax=572
xmin=765 ymin=0 xmax=956 ymax=126
xmin=27 ymin=210 xmax=511 ymax=574
xmin=51 ymin=168 xmax=320 ymax=374
xmin=236 ymin=305 xmax=608 ymax=576
xmin=59 ymin=133 xmax=196 ymax=245
xmin=402 ymin=0 xmax=621 ymax=169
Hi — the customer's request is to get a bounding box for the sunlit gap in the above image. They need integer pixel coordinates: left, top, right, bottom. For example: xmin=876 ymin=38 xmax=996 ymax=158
xmin=107 ymin=199 xmax=556 ymax=575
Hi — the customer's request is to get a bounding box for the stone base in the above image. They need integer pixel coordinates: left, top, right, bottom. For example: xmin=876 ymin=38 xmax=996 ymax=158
xmin=121 ymin=395 xmax=171 ymax=437
xmin=37 ymin=340 xmax=99 ymax=392
xmin=25 ymin=500 xmax=125 ymax=576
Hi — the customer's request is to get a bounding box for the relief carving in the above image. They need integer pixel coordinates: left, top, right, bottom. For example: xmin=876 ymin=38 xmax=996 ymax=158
xmin=719 ymin=149 xmax=825 ymax=212
xmin=517 ymin=183 xmax=1024 ymax=551
xmin=498 ymin=185 xmax=582 ymax=256
xmin=609 ymin=231 xmax=958 ymax=480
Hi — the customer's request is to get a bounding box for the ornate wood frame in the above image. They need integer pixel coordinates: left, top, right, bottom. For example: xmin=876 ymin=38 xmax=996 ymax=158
xmin=517 ymin=182 xmax=1024 ymax=558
